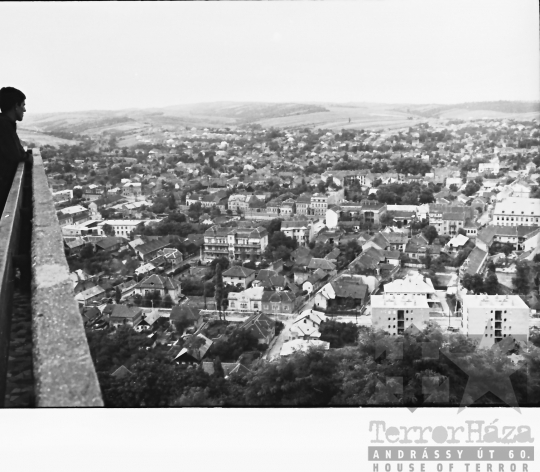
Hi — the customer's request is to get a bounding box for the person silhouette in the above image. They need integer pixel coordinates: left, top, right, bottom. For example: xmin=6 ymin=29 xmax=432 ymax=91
xmin=0 ymin=87 xmax=33 ymax=213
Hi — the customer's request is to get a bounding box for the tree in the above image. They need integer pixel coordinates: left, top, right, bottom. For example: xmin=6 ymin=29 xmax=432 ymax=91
xmin=489 ymin=242 xmax=514 ymax=257
xmin=102 ymin=224 xmax=115 ymax=237
xmin=461 ymin=273 xmax=485 ymax=294
xmin=213 ymin=357 xmax=225 ymax=378
xmin=512 ymin=262 xmax=531 ymax=295
xmin=379 ymin=212 xmax=395 ymax=227
xmin=401 ymin=191 xmax=418 ymax=205
xmin=168 ymin=193 xmax=177 ymax=210
xmin=161 ymin=294 xmax=174 ymax=308
xmin=422 ymin=225 xmax=438 ymax=244
xmin=449 ymin=184 xmax=458 ymax=192
xmin=483 ymin=273 xmax=499 ymax=295
xmin=422 ymin=248 xmax=432 ymax=269
xmin=144 ymin=290 xmax=162 ymax=308
xmin=73 ymin=188 xmax=83 ymax=199
xmin=214 ymin=263 xmax=224 ymax=321
xmin=115 ymin=286 xmax=122 ymax=304
xmin=80 ymin=243 xmax=94 ymax=259
xmin=463 ymin=180 xmax=481 ymax=197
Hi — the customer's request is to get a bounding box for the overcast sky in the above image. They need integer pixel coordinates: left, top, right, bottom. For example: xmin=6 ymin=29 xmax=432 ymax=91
xmin=1 ymin=0 xmax=538 ymax=113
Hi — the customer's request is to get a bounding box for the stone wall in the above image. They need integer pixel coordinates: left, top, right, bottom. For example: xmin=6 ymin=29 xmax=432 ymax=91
xmin=31 ymin=149 xmax=103 ymax=406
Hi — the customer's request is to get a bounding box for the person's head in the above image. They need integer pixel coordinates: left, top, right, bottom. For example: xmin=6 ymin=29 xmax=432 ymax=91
xmin=0 ymin=87 xmax=26 ymax=121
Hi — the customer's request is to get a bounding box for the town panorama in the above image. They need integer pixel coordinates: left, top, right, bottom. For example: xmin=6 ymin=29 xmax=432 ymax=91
xmin=13 ymin=102 xmax=540 ymax=407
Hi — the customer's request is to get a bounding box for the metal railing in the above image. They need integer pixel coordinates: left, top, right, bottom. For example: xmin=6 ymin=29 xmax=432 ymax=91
xmin=0 ymin=150 xmax=103 ymax=407
xmin=0 ymin=161 xmax=28 ymax=405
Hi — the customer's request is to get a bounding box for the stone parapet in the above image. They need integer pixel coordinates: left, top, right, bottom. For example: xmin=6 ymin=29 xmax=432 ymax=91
xmin=31 ymin=149 xmax=103 ymax=407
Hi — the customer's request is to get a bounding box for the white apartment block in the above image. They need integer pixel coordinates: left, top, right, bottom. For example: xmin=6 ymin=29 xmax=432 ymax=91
xmin=383 ymin=273 xmax=444 ymax=313
xmin=203 ymin=225 xmax=269 ymax=262
xmin=122 ymin=182 xmax=142 ymax=197
xmin=281 ymin=220 xmax=311 ymax=245
xmin=461 ymin=295 xmax=529 ymax=348
xmin=310 ymin=193 xmax=328 ymax=217
xmin=371 ymin=293 xmax=431 ymax=336
xmin=96 ymin=220 xmax=147 ymax=238
xmin=491 ymin=197 xmax=540 ymax=227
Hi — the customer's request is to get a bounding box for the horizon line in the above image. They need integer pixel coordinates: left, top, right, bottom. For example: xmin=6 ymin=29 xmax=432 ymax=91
xmin=24 ymin=98 xmax=540 ymax=116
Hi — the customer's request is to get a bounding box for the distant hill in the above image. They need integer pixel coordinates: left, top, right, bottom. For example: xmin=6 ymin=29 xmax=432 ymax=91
xmin=397 ymin=101 xmax=540 ymax=119
xmin=22 ymin=100 xmax=539 ymax=146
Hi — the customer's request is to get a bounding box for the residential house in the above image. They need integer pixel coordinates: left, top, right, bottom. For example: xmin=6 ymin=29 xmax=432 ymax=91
xmin=238 ymin=313 xmax=276 ymax=345
xmin=222 ymin=265 xmax=257 ymax=289
xmin=306 ymin=258 xmax=337 ymax=277
xmin=134 ymin=274 xmax=182 ymax=303
xmin=460 ymin=247 xmax=488 ymax=277
xmin=281 ymin=220 xmax=311 ymax=246
xmin=290 ymin=309 xmax=328 ymax=340
xmin=314 ymin=274 xmax=369 ymax=313
xmin=252 ymin=269 xmax=287 ymax=291
xmin=95 ymin=236 xmax=128 ymax=254
xmin=476 ymin=225 xmax=540 ymax=252
xmin=228 ymin=286 xmax=265 ymax=312
xmin=135 ymin=239 xmax=172 ymax=262
xmin=122 ymin=182 xmax=142 ymax=197
xmin=103 ymin=304 xmax=143 ymax=328
xmin=170 ymin=305 xmax=204 ymax=331
xmin=428 ymin=203 xmax=474 ymax=236
xmin=261 ymin=291 xmax=299 ymax=315
xmin=74 ymin=285 xmax=106 ymax=306
xmin=172 ymin=334 xmax=213 ymax=364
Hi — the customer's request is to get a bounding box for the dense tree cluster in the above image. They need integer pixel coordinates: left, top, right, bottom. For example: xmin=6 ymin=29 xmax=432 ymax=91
xmin=376 ymin=182 xmax=437 ymax=205
xmin=94 ymin=323 xmax=540 ymax=407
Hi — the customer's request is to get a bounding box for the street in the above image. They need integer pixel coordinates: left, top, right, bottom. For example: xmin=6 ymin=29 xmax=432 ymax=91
xmin=265 ymin=317 xmax=294 ymax=360
xmin=476 ymin=203 xmax=493 ymax=227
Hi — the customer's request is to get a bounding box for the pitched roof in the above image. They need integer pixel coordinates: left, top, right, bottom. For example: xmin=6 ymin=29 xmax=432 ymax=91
xmin=255 ymin=269 xmax=286 ymax=288
xmin=175 ymin=334 xmax=213 ymax=362
xmin=478 ymin=225 xmax=540 ymax=246
xmin=95 ymin=236 xmax=128 ymax=250
xmin=307 ymin=258 xmax=336 ymax=271
xmin=136 ymin=238 xmax=171 ymax=255
xmin=103 ymin=304 xmax=142 ymax=320
xmin=135 ymin=274 xmax=179 ymax=291
xmin=384 ymin=273 xmax=434 ymax=294
xmin=111 ymin=365 xmax=133 ymax=379
xmin=239 ymin=313 xmax=275 ymax=341
xmin=261 ymin=291 xmax=296 ymax=303
xmin=223 ymin=266 xmax=257 ymax=278
xmin=331 ymin=277 xmax=368 ymax=299
xmin=75 ymin=285 xmax=106 ymax=300
xmin=463 ymin=247 xmax=488 ymax=275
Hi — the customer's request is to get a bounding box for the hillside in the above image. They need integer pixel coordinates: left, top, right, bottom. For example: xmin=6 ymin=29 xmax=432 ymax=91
xmin=395 ymin=101 xmax=540 ymax=120
xmin=21 ymin=100 xmax=539 ymax=146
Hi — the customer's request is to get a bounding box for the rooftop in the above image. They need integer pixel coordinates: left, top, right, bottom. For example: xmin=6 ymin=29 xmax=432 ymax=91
xmin=462 ymin=294 xmax=529 ymax=309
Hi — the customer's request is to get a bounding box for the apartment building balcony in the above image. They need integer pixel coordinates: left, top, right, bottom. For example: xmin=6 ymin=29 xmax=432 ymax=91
xmin=0 ymin=150 xmax=103 ymax=407
xmin=205 ymin=246 xmax=229 ymax=252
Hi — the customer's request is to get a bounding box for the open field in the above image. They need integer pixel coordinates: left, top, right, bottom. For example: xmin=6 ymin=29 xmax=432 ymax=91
xmin=17 ymin=128 xmax=80 ymax=147
xmin=22 ymin=100 xmax=539 ymax=141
